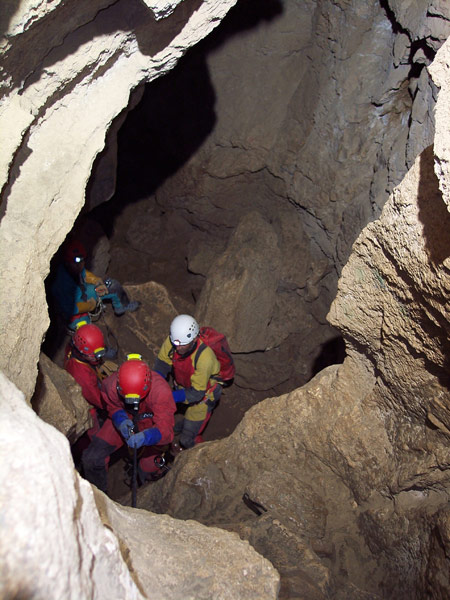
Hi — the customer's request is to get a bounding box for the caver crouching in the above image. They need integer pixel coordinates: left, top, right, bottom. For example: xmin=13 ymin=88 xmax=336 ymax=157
xmin=51 ymin=238 xmax=139 ymax=332
xmin=82 ymin=354 xmax=175 ymax=493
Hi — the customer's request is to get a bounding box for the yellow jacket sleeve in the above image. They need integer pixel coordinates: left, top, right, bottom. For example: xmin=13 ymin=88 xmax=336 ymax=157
xmin=84 ymin=269 xmax=102 ymax=285
xmin=157 ymin=336 xmax=174 ymax=368
xmin=76 ymin=298 xmax=97 ymax=313
xmin=190 ymin=346 xmax=220 ymax=393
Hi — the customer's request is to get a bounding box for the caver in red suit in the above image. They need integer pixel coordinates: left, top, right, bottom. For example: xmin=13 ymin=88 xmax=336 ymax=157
xmin=64 ymin=323 xmax=109 ymax=441
xmin=81 ymin=355 xmax=175 ymax=494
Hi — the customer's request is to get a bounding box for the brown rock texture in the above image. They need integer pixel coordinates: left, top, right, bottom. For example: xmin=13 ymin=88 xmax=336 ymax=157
xmin=0 ymin=372 xmax=147 ymax=600
xmin=0 ymin=372 xmax=279 ymax=599
xmin=32 ymin=352 xmax=92 ymax=443
xmin=103 ymin=0 xmax=450 ymax=395
xmin=137 ymin=39 xmax=450 ymax=600
xmin=0 ymin=0 xmax=239 ymax=402
xmin=95 ymin=488 xmax=279 ymax=600
xmin=329 ymin=144 xmax=450 ymax=434
xmin=0 ymin=2 xmax=450 ymax=600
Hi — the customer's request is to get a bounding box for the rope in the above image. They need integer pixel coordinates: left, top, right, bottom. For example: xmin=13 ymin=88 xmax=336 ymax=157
xmin=94 ymin=301 xmax=120 ymax=356
xmin=88 ymin=299 xmax=104 ymax=322
xmin=131 ymin=411 xmax=140 ymax=508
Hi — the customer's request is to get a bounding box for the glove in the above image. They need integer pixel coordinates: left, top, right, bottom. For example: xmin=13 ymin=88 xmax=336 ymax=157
xmin=118 ymin=419 xmax=134 ymax=440
xmin=95 ymin=283 xmax=108 ymax=296
xmin=111 ymin=409 xmax=134 ymax=440
xmin=127 ymin=428 xmax=162 ymax=449
xmin=127 ymin=431 xmax=146 ymax=449
xmin=77 ymin=297 xmax=97 ymax=313
xmin=172 ymin=389 xmax=186 ymax=403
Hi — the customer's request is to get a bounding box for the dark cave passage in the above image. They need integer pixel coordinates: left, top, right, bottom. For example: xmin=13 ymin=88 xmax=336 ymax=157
xmin=42 ymin=1 xmax=347 ymax=511
xmin=44 ymin=0 xmax=345 ymax=436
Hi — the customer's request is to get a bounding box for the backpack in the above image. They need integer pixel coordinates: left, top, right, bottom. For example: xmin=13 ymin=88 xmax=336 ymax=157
xmin=196 ymin=326 xmax=235 ymax=385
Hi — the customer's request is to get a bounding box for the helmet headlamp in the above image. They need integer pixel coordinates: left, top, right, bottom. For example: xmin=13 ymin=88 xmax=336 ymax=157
xmin=94 ymin=347 xmax=106 ymax=360
xmin=117 ymin=355 xmax=151 ymax=405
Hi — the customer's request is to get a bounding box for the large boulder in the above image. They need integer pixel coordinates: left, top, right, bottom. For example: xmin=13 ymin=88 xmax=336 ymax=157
xmin=0 ymin=371 xmax=279 ymax=599
xmin=32 ymin=352 xmax=92 ymax=443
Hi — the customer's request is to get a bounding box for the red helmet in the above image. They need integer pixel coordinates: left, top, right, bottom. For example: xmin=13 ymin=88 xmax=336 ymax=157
xmin=63 ymin=239 xmax=87 ymax=264
xmin=72 ymin=324 xmax=106 ymax=364
xmin=117 ymin=355 xmax=152 ymax=402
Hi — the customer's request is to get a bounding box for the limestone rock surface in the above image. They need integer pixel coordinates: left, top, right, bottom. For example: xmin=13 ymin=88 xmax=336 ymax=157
xmin=138 ymin=359 xmax=394 ymax=598
xmin=0 ymin=372 xmax=145 ymax=600
xmin=195 ymin=210 xmax=282 ymax=352
xmin=0 ymin=371 xmax=279 ymax=599
xmin=195 ymin=208 xmax=314 ymax=353
xmin=328 ymin=144 xmax=450 ymax=432
xmin=0 ymin=0 xmax=239 ymax=401
xmin=95 ymin=488 xmax=280 ymax=600
xmin=429 ymin=38 xmax=450 ymax=210
xmin=32 ymin=352 xmax=92 ymax=443
xmin=136 ymin=38 xmax=450 ymax=600
xmin=92 ymin=280 xmax=189 ymax=365
xmin=104 ymin=0 xmax=450 ymax=396
xmin=1 ymin=2 xmax=450 ymax=599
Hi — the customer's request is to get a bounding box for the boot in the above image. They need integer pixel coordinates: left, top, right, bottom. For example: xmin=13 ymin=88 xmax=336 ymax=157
xmin=114 ymin=301 xmax=140 ymax=316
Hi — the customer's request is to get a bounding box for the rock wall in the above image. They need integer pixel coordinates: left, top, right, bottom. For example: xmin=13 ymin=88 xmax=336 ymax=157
xmin=0 ymin=2 xmax=281 ymax=598
xmin=0 ymin=0 xmax=239 ymax=402
xmin=1 ymin=1 xmax=448 ymax=398
xmin=101 ymin=0 xmax=450 ymax=393
xmin=0 ymin=372 xmax=279 ymax=599
xmin=0 ymin=372 xmax=146 ymax=600
xmin=0 ymin=1 xmax=449 ymax=599
xmin=138 ymin=38 xmax=450 ymax=599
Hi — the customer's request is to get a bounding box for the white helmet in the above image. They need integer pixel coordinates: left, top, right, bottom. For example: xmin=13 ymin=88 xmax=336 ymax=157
xmin=170 ymin=314 xmax=199 ymax=345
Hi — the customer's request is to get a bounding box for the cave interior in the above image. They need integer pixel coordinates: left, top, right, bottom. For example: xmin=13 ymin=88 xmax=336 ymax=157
xmin=30 ymin=1 xmax=450 ymax=598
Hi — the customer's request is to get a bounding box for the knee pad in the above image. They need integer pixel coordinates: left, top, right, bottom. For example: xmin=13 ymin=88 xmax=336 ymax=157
xmin=174 ymin=419 xmax=184 ymax=434
xmin=180 ymin=419 xmax=203 ymax=449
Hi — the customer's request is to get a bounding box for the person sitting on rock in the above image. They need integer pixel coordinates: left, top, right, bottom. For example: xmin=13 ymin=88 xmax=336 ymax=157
xmin=154 ymin=314 xmax=223 ymax=450
xmin=81 ymin=354 xmax=175 ymax=493
xmin=51 ymin=238 xmax=139 ymax=331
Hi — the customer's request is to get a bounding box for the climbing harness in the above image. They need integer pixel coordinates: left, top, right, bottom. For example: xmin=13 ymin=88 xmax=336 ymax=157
xmin=88 ymin=299 xmax=104 ymax=322
xmin=154 ymin=454 xmax=171 ymax=474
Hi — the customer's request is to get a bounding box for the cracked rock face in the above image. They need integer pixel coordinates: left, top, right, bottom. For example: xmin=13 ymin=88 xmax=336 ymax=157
xmin=1 ymin=1 xmax=450 ymax=599
xmin=138 ymin=38 xmax=450 ymax=599
xmin=0 ymin=372 xmax=279 ymax=600
xmin=0 ymin=372 xmax=148 ymax=600
xmin=0 ymin=0 xmax=239 ymax=402
xmin=97 ymin=0 xmax=450 ymax=397
xmin=0 ymin=2 xmax=282 ymax=599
